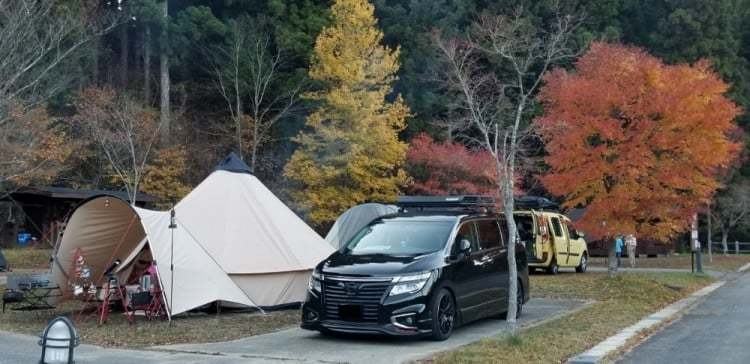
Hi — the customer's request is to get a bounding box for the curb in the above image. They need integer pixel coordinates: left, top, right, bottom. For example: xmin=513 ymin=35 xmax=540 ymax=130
xmin=737 ymin=262 xmax=750 ymax=273
xmin=567 ymin=280 xmax=726 ymax=364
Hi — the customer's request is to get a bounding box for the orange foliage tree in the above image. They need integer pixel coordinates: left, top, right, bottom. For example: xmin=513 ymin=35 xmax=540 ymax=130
xmin=536 ymin=42 xmax=742 ymax=240
xmin=405 ymin=133 xmax=497 ymax=196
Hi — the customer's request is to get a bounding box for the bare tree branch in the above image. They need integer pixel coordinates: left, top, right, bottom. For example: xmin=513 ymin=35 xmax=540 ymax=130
xmin=433 ymin=8 xmax=582 ymax=328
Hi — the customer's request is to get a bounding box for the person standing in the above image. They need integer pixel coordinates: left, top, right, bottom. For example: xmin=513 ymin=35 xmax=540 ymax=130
xmin=626 ymin=233 xmax=637 ymax=267
xmin=615 ymin=235 xmax=624 ymax=268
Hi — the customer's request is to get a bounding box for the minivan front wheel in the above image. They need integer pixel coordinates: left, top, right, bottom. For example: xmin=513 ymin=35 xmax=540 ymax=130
xmin=430 ymin=289 xmax=456 ymax=341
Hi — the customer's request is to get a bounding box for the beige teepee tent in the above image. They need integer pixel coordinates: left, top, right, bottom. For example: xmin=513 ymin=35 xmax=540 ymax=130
xmin=52 ymin=153 xmax=333 ymax=315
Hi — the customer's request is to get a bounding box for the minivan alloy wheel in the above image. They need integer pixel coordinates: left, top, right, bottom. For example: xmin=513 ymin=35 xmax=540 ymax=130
xmin=548 ymin=259 xmax=559 ymax=275
xmin=438 ymin=294 xmax=455 ymax=335
xmin=576 ymin=254 xmax=588 ymax=273
xmin=430 ymin=289 xmax=456 ymax=340
xmin=516 ymin=281 xmax=523 ymax=318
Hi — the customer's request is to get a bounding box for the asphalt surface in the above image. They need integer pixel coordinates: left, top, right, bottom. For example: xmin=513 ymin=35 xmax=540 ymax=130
xmin=0 ymin=330 xmax=241 ymax=364
xmin=618 ymin=272 xmax=750 ymax=364
xmin=157 ymin=298 xmax=584 ymax=364
xmin=0 ymin=297 xmax=583 ymax=364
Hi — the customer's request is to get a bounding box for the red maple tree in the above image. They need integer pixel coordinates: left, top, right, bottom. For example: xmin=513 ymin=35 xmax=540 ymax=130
xmin=405 ymin=133 xmax=498 ymax=196
xmin=535 ymin=42 xmax=742 ymax=240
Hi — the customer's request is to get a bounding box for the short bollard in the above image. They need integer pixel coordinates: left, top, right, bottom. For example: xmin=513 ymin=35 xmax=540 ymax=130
xmin=38 ymin=316 xmax=80 ymax=364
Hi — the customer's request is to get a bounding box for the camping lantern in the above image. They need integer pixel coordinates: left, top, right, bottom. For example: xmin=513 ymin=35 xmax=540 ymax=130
xmin=38 ymin=316 xmax=79 ymax=364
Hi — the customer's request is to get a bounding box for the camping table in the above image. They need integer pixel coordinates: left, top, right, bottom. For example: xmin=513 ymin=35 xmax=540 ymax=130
xmin=3 ymin=272 xmax=61 ymax=312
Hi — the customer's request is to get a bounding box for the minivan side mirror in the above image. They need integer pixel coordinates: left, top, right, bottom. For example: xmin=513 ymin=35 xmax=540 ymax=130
xmin=575 ymin=231 xmax=586 ymax=239
xmin=459 ymin=239 xmax=472 ymax=254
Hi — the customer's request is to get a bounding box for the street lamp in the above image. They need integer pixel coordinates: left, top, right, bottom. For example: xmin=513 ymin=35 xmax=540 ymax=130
xmin=38 ymin=316 xmax=79 ymax=364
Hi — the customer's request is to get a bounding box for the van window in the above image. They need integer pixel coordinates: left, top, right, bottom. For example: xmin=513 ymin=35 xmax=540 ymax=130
xmin=550 ymin=217 xmax=564 ymax=237
xmin=454 ymin=222 xmax=480 ymax=253
xmin=345 ymin=220 xmax=455 ymax=256
xmin=476 ymin=220 xmax=502 ymax=249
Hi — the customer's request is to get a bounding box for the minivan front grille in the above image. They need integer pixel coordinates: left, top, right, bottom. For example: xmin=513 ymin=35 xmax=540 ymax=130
xmin=323 ymin=277 xmax=391 ymax=322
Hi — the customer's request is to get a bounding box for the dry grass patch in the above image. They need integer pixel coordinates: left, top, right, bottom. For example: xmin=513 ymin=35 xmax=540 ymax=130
xmin=589 ymin=254 xmax=750 ymax=272
xmin=2 ymin=248 xmax=53 ymax=270
xmin=0 ymin=300 xmax=300 ymax=348
xmin=435 ymin=272 xmax=713 ymax=364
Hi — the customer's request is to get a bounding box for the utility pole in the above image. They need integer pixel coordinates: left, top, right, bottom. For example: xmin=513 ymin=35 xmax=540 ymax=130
xmin=692 ymin=213 xmax=703 ymax=273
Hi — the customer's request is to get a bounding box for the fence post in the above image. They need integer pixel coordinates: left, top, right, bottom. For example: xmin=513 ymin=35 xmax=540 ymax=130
xmin=736 ymin=241 xmax=740 ymax=255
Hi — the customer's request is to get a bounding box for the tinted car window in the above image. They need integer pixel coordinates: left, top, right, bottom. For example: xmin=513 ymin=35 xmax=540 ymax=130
xmin=345 ymin=221 xmax=454 ymax=256
xmin=454 ymin=222 xmax=480 ymax=253
xmin=476 ymin=220 xmax=502 ymax=249
xmin=551 ymin=217 xmax=563 ymax=237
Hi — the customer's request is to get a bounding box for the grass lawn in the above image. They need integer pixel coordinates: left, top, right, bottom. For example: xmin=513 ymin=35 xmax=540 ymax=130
xmin=435 ymin=271 xmax=714 ymax=364
xmin=2 ymin=248 xmax=54 ymax=270
xmin=589 ymin=254 xmax=750 ymax=272
xmin=0 ymin=299 xmax=300 ymax=348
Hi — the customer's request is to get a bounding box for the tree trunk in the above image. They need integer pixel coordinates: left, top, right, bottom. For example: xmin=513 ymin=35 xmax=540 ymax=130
xmin=608 ymin=237 xmax=617 ymax=278
xmin=119 ymin=23 xmax=129 ymax=88
xmin=250 ymin=120 xmax=259 ymax=172
xmin=92 ymin=36 xmax=101 ymax=85
xmin=707 ymin=206 xmax=713 ymax=262
xmin=501 ymin=166 xmax=518 ymax=331
xmin=144 ymin=25 xmax=152 ymax=104
xmin=721 ymin=228 xmax=728 ymax=255
xmin=735 ymin=240 xmax=740 ymax=255
xmin=159 ymin=0 xmax=171 ymax=145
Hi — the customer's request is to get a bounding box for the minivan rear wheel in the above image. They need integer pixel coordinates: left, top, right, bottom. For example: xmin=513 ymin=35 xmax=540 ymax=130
xmin=576 ymin=253 xmax=588 ymax=273
xmin=500 ymin=280 xmax=524 ymax=320
xmin=548 ymin=258 xmax=559 ymax=275
xmin=430 ymin=289 xmax=456 ymax=341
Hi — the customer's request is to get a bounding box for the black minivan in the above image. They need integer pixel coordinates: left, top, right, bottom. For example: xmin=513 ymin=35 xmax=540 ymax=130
xmin=301 ymin=196 xmax=530 ymax=340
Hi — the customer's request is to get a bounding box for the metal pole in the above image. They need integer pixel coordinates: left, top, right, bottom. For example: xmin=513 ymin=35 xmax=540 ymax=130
xmin=696 ymin=246 xmax=703 ymax=273
xmin=169 ymin=208 xmax=176 ymax=325
xmin=691 ymin=251 xmax=695 ymax=273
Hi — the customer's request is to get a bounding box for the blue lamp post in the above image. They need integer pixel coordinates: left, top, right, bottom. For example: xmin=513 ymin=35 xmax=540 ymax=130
xmin=38 ymin=316 xmax=79 ymax=364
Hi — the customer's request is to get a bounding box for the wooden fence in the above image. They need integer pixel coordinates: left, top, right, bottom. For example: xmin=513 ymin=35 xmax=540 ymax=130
xmin=709 ymin=241 xmax=750 ymax=255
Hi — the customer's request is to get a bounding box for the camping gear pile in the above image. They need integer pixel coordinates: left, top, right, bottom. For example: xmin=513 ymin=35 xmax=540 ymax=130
xmin=2 ymin=272 xmax=61 ymax=312
xmin=50 ymin=153 xmax=334 ymax=321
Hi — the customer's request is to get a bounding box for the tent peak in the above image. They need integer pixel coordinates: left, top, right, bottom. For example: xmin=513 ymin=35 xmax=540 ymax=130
xmin=214 ymin=152 xmax=253 ymax=174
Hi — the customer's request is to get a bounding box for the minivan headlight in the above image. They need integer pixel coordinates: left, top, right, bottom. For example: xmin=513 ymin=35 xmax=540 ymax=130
xmin=308 ymin=270 xmax=322 ymax=293
xmin=389 ymin=271 xmax=432 ymax=296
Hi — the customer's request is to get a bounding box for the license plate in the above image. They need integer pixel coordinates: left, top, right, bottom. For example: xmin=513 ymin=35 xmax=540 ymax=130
xmin=339 ymin=304 xmax=363 ymax=321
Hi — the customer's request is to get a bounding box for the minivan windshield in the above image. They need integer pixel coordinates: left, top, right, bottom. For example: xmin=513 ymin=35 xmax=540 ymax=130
xmin=344 ymin=220 xmax=454 ymax=256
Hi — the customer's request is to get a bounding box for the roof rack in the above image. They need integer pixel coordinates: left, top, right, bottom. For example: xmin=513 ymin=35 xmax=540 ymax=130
xmin=396 ymin=195 xmax=496 ymax=212
xmin=514 ymin=195 xmax=559 ymax=211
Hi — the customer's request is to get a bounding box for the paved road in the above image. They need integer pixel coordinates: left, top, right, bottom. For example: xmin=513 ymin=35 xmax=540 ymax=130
xmin=0 ymin=298 xmax=583 ymax=364
xmin=158 ymin=298 xmax=584 ymax=364
xmin=618 ymin=272 xmax=750 ymax=364
xmin=0 ymin=330 xmax=242 ymax=364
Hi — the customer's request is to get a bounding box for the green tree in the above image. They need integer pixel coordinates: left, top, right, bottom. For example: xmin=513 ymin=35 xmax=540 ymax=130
xmin=284 ymin=0 xmax=409 ymax=225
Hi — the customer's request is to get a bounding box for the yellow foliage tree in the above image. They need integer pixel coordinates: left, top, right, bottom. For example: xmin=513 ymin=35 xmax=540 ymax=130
xmin=284 ymin=0 xmax=409 ymax=225
xmin=140 ymin=146 xmax=192 ymax=209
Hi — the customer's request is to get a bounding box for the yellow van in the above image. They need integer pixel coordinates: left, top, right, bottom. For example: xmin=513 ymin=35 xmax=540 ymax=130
xmin=514 ymin=210 xmax=588 ymax=274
